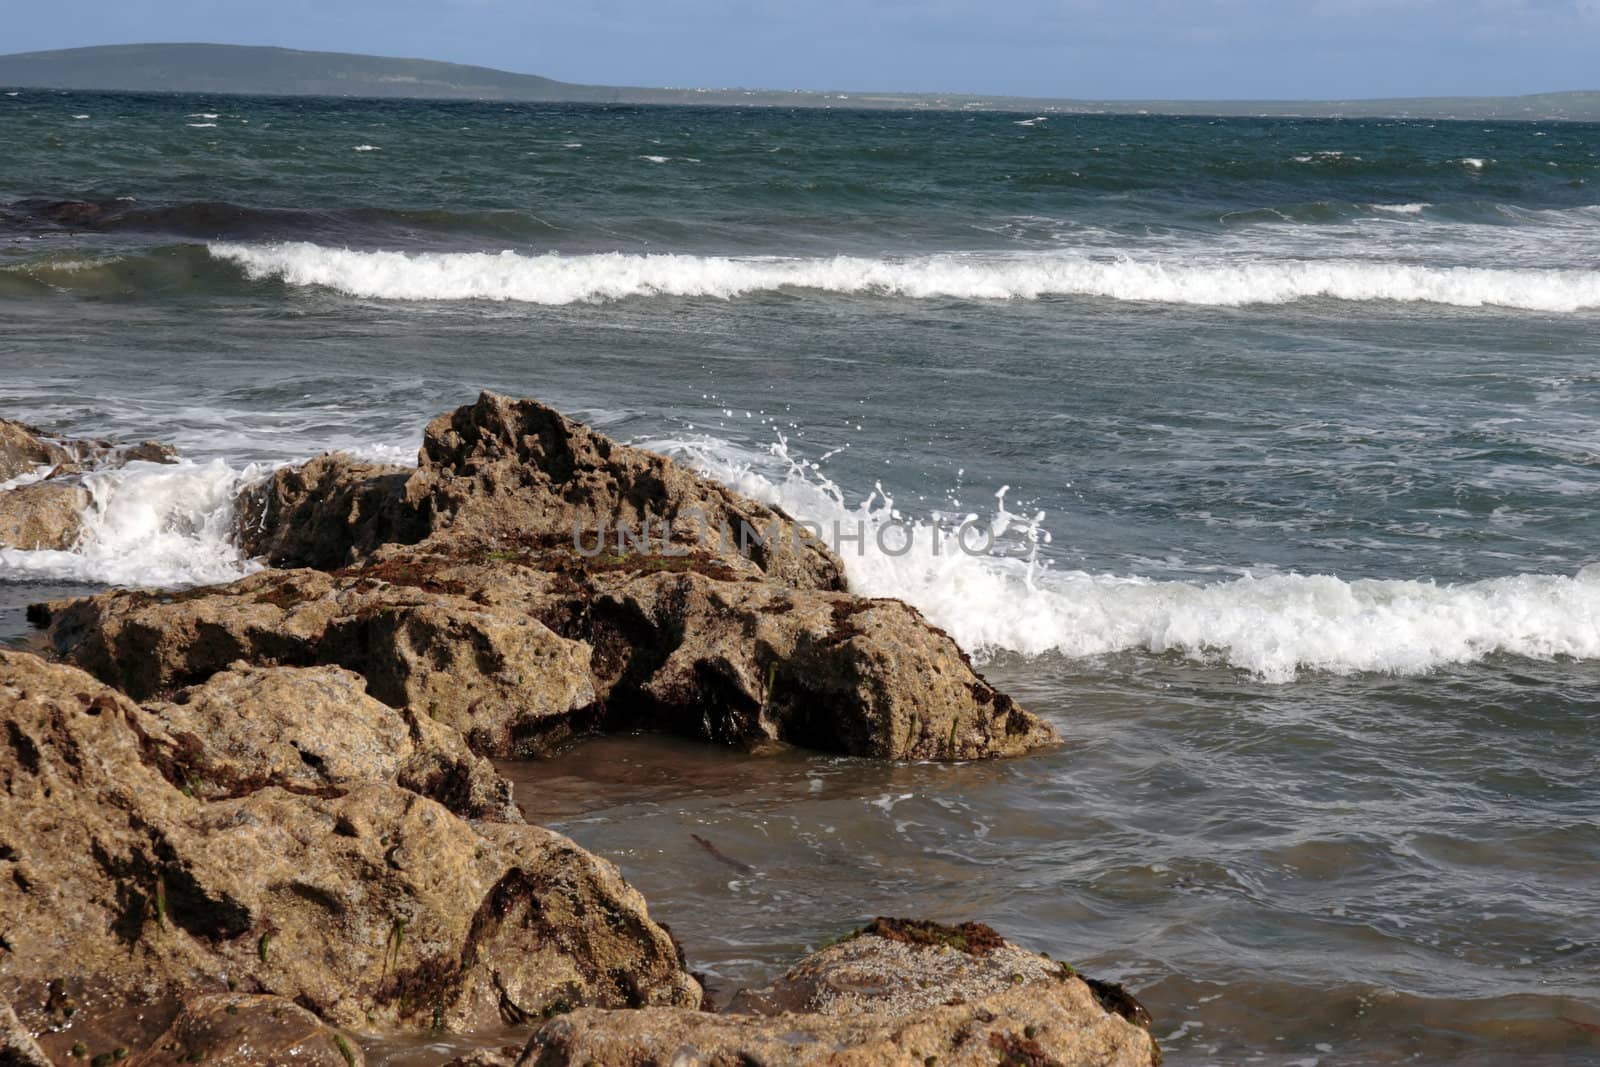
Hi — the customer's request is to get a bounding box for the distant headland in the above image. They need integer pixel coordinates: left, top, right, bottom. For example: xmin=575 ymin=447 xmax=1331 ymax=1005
xmin=3 ymin=42 xmax=1599 ymax=120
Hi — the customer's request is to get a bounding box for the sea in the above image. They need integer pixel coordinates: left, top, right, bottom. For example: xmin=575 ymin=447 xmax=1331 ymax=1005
xmin=2 ymin=89 xmax=1598 ymax=1065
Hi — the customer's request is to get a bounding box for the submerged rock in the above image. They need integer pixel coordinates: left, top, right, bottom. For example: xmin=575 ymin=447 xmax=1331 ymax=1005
xmin=0 ymin=417 xmax=176 ymax=483
xmin=520 ymin=918 xmax=1159 ymax=1066
xmin=0 ymin=651 xmax=700 ymax=1052
xmin=129 ymin=994 xmax=363 ymax=1067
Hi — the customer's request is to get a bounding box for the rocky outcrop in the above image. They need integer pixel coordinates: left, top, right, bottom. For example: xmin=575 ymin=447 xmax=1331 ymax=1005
xmin=147 ymin=663 xmax=518 ymax=822
xmin=0 ymin=417 xmax=175 ymax=483
xmin=0 ymin=650 xmax=700 ymax=1055
xmin=231 ymin=393 xmax=845 ymax=593
xmin=519 ymin=918 xmax=1159 ymax=1066
xmin=35 ymin=545 xmax=1052 ymax=760
xmin=33 ymin=391 xmax=1054 ymax=761
xmin=129 ymin=994 xmax=363 ymax=1067
xmin=234 ymin=456 xmax=424 ymax=569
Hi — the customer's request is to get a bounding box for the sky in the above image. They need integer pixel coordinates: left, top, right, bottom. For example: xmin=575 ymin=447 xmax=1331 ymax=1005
xmin=5 ymin=0 xmax=1600 ymax=100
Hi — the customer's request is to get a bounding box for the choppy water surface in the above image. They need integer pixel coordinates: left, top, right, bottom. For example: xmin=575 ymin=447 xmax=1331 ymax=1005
xmin=2 ymin=88 xmax=1598 ymax=1064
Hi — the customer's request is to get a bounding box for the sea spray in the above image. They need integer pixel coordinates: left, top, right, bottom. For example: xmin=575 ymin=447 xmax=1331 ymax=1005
xmin=0 ymin=459 xmax=265 ymax=587
xmin=653 ymin=433 xmax=1600 ymax=682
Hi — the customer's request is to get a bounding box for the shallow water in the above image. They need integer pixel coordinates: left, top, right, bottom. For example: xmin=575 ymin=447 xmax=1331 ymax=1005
xmin=3 ymin=90 xmax=1598 ymax=1063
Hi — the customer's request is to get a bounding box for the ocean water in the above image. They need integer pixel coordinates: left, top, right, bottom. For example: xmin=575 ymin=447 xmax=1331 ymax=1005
xmin=3 ymin=89 xmax=1599 ymax=1064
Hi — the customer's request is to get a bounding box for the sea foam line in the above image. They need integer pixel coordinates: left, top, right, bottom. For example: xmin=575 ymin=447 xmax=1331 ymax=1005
xmin=4 ymin=440 xmax=1597 ymax=681
xmin=660 ymin=434 xmax=1600 ymax=682
xmin=208 ymin=242 xmax=1600 ymax=311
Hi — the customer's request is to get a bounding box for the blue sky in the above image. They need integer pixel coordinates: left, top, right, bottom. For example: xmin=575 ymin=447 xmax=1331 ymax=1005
xmin=8 ymin=0 xmax=1600 ymax=99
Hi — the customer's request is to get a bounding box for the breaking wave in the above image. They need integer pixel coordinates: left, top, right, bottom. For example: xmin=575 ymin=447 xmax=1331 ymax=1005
xmin=208 ymin=242 xmax=1600 ymax=311
xmin=5 ymin=435 xmax=1598 ymax=681
xmin=660 ymin=435 xmax=1600 ymax=682
xmin=0 ymin=459 xmax=263 ymax=587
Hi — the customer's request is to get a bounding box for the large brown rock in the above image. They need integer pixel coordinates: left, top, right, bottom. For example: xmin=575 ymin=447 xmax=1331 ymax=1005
xmin=32 ymin=570 xmax=601 ymax=759
xmin=519 ymin=918 xmax=1159 ymax=1066
xmin=233 ymin=392 xmax=845 ymax=593
xmin=0 ymin=651 xmax=700 ymax=1053
xmin=234 ymin=455 xmax=424 ymax=569
xmin=34 ymin=391 xmax=1053 ymax=761
xmin=147 ymin=663 xmax=519 ymax=822
xmin=35 ymin=546 xmax=1054 ymax=761
xmin=0 ymin=480 xmax=88 ymax=551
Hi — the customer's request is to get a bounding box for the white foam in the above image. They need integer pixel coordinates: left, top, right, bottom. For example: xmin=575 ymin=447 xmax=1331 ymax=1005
xmin=187 ymin=112 xmax=220 ymax=119
xmin=0 ymin=465 xmax=53 ymax=492
xmin=186 ymin=122 xmax=217 ymax=128
xmin=1371 ymin=203 xmax=1430 ymax=215
xmin=71 ymin=114 xmax=89 ymax=119
xmin=0 ymin=460 xmax=264 ymax=587
xmin=208 ymin=242 xmax=1600 ymax=312
xmin=656 ymin=435 xmax=1600 ymax=682
xmin=352 ymin=144 xmax=381 ymax=152
xmin=1460 ymin=157 xmax=1489 ymax=170
xmin=640 ymin=155 xmax=670 ymax=163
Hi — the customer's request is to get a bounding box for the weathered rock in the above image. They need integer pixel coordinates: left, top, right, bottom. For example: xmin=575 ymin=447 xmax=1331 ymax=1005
xmin=519 ymin=918 xmax=1159 ymax=1066
xmin=235 ymin=455 xmax=424 ymax=569
xmin=0 ymin=479 xmax=88 ymax=550
xmin=0 ymin=420 xmax=74 ymax=483
xmin=33 ymin=570 xmax=601 ymax=759
xmin=234 ymin=392 xmax=845 ymax=592
xmin=404 ymin=392 xmax=846 ymax=592
xmin=0 ymin=651 xmax=700 ymax=1047
xmin=129 ymin=994 xmax=363 ymax=1067
xmin=0 ymin=418 xmax=176 ymax=483
xmin=36 ymin=547 xmax=1055 ymax=761
xmin=147 ymin=663 xmax=519 ymax=822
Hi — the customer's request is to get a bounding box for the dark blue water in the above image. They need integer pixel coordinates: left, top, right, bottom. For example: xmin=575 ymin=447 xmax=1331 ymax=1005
xmin=3 ymin=89 xmax=1598 ymax=1065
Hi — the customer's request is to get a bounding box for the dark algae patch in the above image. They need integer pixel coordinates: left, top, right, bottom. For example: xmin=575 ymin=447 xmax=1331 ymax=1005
xmin=863 ymin=917 xmax=1006 ymax=956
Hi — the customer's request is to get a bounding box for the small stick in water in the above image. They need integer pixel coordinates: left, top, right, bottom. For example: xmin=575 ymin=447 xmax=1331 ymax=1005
xmin=691 ymin=833 xmax=755 ymax=874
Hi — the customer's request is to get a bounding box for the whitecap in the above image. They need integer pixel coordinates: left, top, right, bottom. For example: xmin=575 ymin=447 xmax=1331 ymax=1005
xmin=207 ymin=242 xmax=1600 ymax=313
xmin=654 ymin=434 xmax=1600 ymax=682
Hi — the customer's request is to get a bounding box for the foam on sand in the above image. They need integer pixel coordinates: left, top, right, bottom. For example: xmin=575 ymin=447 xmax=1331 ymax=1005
xmin=209 ymin=242 xmax=1600 ymax=312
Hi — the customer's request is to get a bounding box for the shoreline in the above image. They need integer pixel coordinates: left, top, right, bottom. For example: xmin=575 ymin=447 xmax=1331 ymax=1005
xmin=0 ymin=397 xmax=1158 ymax=1066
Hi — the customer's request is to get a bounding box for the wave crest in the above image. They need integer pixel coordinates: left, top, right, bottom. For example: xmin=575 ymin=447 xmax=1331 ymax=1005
xmin=209 ymin=242 xmax=1600 ymax=311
